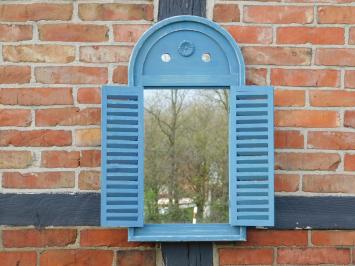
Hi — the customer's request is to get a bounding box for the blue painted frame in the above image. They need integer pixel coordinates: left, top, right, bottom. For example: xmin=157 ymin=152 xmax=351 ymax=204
xmin=231 ymin=86 xmax=274 ymax=226
xmin=101 ymin=15 xmax=274 ymax=241
xmin=101 ymin=86 xmax=144 ymax=227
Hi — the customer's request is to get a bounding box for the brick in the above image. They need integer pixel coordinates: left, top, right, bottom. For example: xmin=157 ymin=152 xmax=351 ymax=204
xmin=80 ymin=45 xmax=132 ymax=63
xmin=0 ymin=109 xmax=31 ymax=126
xmin=0 ymin=251 xmax=36 ymax=266
xmin=3 ymin=45 xmax=75 ymax=63
xmin=278 ymin=247 xmax=350 ymax=265
xmin=316 ymin=48 xmax=355 ymax=66
xmin=277 ymin=27 xmax=344 ymax=45
xmin=0 ymin=24 xmax=32 ymax=41
xmin=213 ymin=4 xmax=240 ymax=22
xmin=76 ymin=128 xmax=101 ymax=147
xmin=0 ymin=130 xmax=72 ymax=147
xmin=80 ymin=229 xmax=152 ymax=247
xmin=3 ymin=229 xmax=77 ymax=248
xmin=275 ymin=152 xmax=340 ymax=171
xmin=0 ymin=151 xmax=32 ymax=169
xmin=242 ymin=230 xmax=307 ymax=246
xmin=40 ymin=250 xmax=113 ymax=266
xmin=243 ymin=47 xmax=311 ymax=66
xmin=42 ymin=151 xmax=80 ymax=168
xmin=35 ymin=67 xmax=107 ymax=84
xmin=77 ymin=87 xmax=101 ymax=104
xmin=0 ymin=3 xmax=72 ymax=21
xmin=345 ymin=111 xmax=355 ymax=128
xmin=225 ymin=26 xmax=272 ymax=44
xmin=219 ymin=248 xmax=273 ymax=265
xmin=345 ymin=154 xmax=355 ymax=171
xmin=36 ymin=107 xmax=100 ymax=126
xmin=310 ymin=91 xmax=355 ymax=107
xmin=318 ymin=6 xmax=355 ymax=24
xmin=116 ymin=250 xmax=156 ymax=266
xmin=275 ymin=130 xmax=304 ymax=149
xmin=0 ymin=87 xmax=73 ymax=106
xmin=3 ymin=171 xmax=75 ymax=189
xmin=271 ymin=69 xmax=340 ymax=87
xmin=246 ymin=68 xmax=267 ymax=85
xmin=244 ymin=5 xmax=313 ymax=24
xmin=275 ymin=90 xmax=305 ymax=107
xmin=308 ymin=131 xmax=355 ymax=150
xmin=80 ymin=150 xmax=101 ymax=167
xmin=79 ymin=3 xmax=153 ymax=21
xmin=113 ymin=24 xmax=150 ymax=42
xmin=0 ymin=66 xmax=30 ymax=84
xmin=275 ymin=110 xmax=339 ymax=128
xmin=39 ymin=24 xmax=108 ymax=42
xmin=312 ymin=231 xmax=355 ymax=246
xmin=79 ymin=171 xmax=100 ymax=190
xmin=113 ymin=66 xmax=128 ymax=84
xmin=345 ymin=70 xmax=355 ymax=88
xmin=275 ymin=174 xmax=299 ymax=192
xmin=303 ymin=174 xmax=355 ymax=193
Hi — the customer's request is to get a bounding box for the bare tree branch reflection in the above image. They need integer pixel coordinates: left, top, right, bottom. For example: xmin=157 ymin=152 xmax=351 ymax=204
xmin=144 ymin=89 xmax=229 ymax=224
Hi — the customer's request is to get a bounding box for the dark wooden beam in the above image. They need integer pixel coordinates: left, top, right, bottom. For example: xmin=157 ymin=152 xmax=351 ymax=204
xmin=158 ymin=0 xmax=206 ymax=21
xmin=162 ymin=242 xmax=213 ymax=266
xmin=1 ymin=194 xmax=355 ymax=229
xmin=0 ymin=193 xmax=100 ymax=227
xmin=157 ymin=2 xmax=208 ymax=263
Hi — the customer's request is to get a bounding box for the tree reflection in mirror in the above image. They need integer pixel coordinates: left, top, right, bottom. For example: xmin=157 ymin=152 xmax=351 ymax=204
xmin=144 ymin=89 xmax=229 ymax=224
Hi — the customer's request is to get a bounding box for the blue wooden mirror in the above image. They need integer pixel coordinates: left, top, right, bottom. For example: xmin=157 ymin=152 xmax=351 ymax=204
xmin=101 ymin=15 xmax=274 ymax=241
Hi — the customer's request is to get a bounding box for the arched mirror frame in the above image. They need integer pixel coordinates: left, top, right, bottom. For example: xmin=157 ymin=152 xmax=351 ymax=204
xmin=101 ymin=15 xmax=274 ymax=242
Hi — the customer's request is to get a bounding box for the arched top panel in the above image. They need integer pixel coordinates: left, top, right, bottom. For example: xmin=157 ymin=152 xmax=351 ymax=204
xmin=128 ymin=16 xmax=245 ymax=87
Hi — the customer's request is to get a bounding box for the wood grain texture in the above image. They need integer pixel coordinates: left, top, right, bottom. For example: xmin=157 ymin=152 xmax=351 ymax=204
xmin=162 ymin=242 xmax=213 ymax=266
xmin=0 ymin=194 xmax=354 ymax=229
xmin=158 ymin=0 xmax=206 ymax=21
xmin=0 ymin=193 xmax=99 ymax=227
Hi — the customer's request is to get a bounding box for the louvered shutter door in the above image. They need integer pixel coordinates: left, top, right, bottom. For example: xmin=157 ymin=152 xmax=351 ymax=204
xmin=101 ymin=86 xmax=144 ymax=227
xmin=229 ymin=86 xmax=274 ymax=226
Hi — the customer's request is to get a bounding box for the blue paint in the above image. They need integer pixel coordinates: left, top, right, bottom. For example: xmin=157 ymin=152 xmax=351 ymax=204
xmin=129 ymin=224 xmax=246 ymax=242
xmin=231 ymin=86 xmax=274 ymax=226
xmin=129 ymin=15 xmax=245 ymax=86
xmin=101 ymin=86 xmax=144 ymax=227
xmin=101 ymin=15 xmax=274 ymax=241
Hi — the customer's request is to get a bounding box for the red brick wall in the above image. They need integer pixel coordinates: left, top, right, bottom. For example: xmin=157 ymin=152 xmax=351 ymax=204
xmin=0 ymin=1 xmax=354 ymax=265
xmin=2 ymin=228 xmax=355 ymax=265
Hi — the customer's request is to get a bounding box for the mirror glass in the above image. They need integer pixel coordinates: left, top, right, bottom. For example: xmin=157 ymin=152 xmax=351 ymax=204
xmin=144 ymin=89 xmax=229 ymax=224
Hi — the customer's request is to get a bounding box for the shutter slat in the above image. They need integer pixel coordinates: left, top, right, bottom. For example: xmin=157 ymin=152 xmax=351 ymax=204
xmin=237 ymin=181 xmax=269 ymax=186
xmin=236 ymin=163 xmax=269 ymax=169
xmin=101 ymin=86 xmax=144 ymax=227
xmin=107 ymin=132 xmax=139 ymax=137
xmin=236 ymin=107 xmax=269 ymax=112
xmin=107 ymin=206 xmax=139 ymax=210
xmin=107 ymin=140 xmax=138 ymax=145
xmin=237 ymin=204 xmax=270 ymax=209
xmin=230 ymin=86 xmax=274 ymax=227
xmin=237 ymin=186 xmax=268 ymax=190
xmin=107 ymin=123 xmax=138 ymax=128
xmin=236 ymin=132 xmax=268 ymax=136
xmin=236 ymin=148 xmax=269 ymax=152
xmin=237 ymin=155 xmax=269 ymax=159
xmin=237 ymin=125 xmax=268 ymax=130
xmin=107 ymin=148 xmax=139 ymax=153
xmin=107 ymin=188 xmax=138 ymax=193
